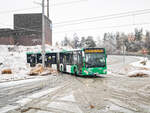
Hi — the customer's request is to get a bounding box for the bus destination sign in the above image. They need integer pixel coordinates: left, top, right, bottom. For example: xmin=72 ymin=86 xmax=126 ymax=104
xmin=84 ymin=49 xmax=104 ymax=53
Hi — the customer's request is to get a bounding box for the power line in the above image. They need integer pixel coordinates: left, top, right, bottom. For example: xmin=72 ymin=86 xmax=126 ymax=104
xmin=54 ymin=12 xmax=150 ymax=27
xmin=51 ymin=0 xmax=87 ymax=6
xmin=53 ymin=22 xmax=150 ymax=33
xmin=54 ymin=8 xmax=150 ymax=27
xmin=54 ymin=8 xmax=150 ymax=24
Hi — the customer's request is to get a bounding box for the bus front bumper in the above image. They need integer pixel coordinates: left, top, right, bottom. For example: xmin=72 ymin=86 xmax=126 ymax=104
xmin=82 ymin=67 xmax=107 ymax=76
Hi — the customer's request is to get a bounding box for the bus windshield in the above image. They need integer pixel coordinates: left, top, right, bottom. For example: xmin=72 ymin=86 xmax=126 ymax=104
xmin=85 ymin=53 xmax=106 ymax=68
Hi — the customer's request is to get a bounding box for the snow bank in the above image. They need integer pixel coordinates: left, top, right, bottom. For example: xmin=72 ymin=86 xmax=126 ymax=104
xmin=131 ymin=57 xmax=150 ymax=70
xmin=128 ymin=57 xmax=150 ymax=77
xmin=128 ymin=70 xmax=150 ymax=77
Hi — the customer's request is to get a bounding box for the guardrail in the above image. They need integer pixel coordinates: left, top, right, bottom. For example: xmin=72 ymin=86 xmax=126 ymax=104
xmin=108 ymin=54 xmax=150 ymax=60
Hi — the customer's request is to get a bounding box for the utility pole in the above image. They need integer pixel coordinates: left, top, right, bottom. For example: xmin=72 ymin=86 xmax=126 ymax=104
xmin=123 ymin=44 xmax=125 ymax=64
xmin=42 ymin=0 xmax=45 ymax=67
xmin=47 ymin=0 xmax=49 ymax=18
xmin=121 ymin=39 xmax=126 ymax=64
xmin=34 ymin=0 xmax=49 ymax=67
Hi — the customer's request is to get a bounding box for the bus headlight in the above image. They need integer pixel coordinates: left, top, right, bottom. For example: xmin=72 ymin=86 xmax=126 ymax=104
xmin=103 ymin=69 xmax=107 ymax=73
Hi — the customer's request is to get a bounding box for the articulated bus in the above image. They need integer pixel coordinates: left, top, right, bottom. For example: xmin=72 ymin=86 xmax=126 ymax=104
xmin=59 ymin=48 xmax=107 ymax=76
xmin=26 ymin=51 xmax=57 ymax=70
xmin=26 ymin=48 xmax=107 ymax=76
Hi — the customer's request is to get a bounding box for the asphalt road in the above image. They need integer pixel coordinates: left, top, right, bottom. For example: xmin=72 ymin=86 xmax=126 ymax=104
xmin=107 ymin=55 xmax=140 ymax=74
xmin=0 ymin=75 xmax=68 ymax=108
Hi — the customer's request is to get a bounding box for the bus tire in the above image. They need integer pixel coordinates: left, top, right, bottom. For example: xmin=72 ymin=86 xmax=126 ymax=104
xmin=74 ymin=68 xmax=77 ymax=76
xmin=61 ymin=66 xmax=63 ymax=72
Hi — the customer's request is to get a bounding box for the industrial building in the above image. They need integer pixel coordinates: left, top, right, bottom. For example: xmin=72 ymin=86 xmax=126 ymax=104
xmin=0 ymin=13 xmax=52 ymax=46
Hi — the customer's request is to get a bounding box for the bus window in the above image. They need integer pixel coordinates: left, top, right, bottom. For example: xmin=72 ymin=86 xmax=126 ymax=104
xmin=69 ymin=53 xmax=73 ymax=64
xmin=85 ymin=53 xmax=106 ymax=68
xmin=73 ymin=52 xmax=78 ymax=64
xmin=52 ymin=55 xmax=56 ymax=64
xmin=77 ymin=51 xmax=82 ymax=64
xmin=60 ymin=53 xmax=63 ymax=63
xmin=66 ymin=54 xmax=70 ymax=64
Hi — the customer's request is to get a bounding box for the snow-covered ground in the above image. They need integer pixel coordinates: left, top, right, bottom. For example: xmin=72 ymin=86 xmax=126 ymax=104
xmin=0 ymin=49 xmax=150 ymax=113
xmin=128 ymin=57 xmax=150 ymax=77
xmin=0 ymin=45 xmax=62 ymax=82
xmin=0 ymin=45 xmax=150 ymax=83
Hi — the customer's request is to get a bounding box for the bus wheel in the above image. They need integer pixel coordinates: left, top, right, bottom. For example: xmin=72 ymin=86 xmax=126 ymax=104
xmin=74 ymin=68 xmax=77 ymax=76
xmin=61 ymin=66 xmax=63 ymax=72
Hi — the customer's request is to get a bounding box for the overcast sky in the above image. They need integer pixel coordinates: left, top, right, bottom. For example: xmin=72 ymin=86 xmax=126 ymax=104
xmin=0 ymin=0 xmax=150 ymax=45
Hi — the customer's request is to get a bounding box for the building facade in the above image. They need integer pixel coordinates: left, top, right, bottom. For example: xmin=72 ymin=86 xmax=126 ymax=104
xmin=0 ymin=13 xmax=52 ymax=46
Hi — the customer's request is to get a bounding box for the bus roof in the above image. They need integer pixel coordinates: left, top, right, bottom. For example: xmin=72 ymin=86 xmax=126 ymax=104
xmin=26 ymin=52 xmax=34 ymax=54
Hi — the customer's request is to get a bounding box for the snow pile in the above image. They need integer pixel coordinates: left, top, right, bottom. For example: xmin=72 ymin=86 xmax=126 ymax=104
xmin=131 ymin=57 xmax=150 ymax=70
xmin=0 ymin=46 xmax=29 ymax=82
xmin=29 ymin=64 xmax=44 ymax=76
xmin=128 ymin=57 xmax=150 ymax=77
xmin=128 ymin=70 xmax=150 ymax=77
xmin=0 ymin=47 xmax=27 ymax=72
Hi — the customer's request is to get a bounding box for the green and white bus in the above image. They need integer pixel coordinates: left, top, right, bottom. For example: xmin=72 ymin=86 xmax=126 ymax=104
xmin=59 ymin=48 xmax=107 ymax=76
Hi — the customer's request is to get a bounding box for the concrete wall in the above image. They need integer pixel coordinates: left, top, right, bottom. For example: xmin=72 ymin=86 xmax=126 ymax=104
xmin=0 ymin=29 xmax=15 ymax=45
xmin=16 ymin=35 xmax=41 ymax=46
xmin=14 ymin=13 xmax=52 ymax=46
xmin=14 ymin=13 xmax=42 ymax=31
xmin=44 ymin=16 xmax=52 ymax=45
xmin=0 ymin=36 xmax=14 ymax=45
